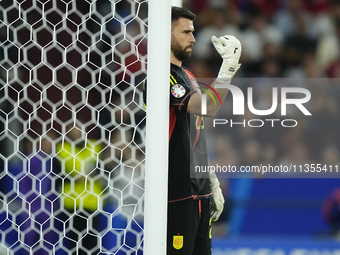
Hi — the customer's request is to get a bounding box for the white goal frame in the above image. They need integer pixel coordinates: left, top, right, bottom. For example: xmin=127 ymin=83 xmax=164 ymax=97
xmin=144 ymin=0 xmax=171 ymax=254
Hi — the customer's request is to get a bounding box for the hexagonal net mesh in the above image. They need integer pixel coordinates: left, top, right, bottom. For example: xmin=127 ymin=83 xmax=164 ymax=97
xmin=0 ymin=0 xmax=147 ymax=254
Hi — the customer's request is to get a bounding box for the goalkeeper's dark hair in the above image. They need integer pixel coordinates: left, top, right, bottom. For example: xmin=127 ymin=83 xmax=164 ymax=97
xmin=171 ymin=6 xmax=196 ymax=29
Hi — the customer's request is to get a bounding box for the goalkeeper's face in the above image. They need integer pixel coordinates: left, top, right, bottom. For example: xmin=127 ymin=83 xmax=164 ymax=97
xmin=171 ymin=18 xmax=195 ymax=62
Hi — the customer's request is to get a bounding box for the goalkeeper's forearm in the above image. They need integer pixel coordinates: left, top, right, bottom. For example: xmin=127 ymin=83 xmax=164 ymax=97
xmin=188 ymin=78 xmax=230 ymax=117
xmin=207 ymin=78 xmax=232 ymax=113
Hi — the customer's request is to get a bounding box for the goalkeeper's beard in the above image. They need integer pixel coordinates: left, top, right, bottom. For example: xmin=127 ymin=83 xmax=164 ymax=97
xmin=171 ymin=38 xmax=193 ymax=62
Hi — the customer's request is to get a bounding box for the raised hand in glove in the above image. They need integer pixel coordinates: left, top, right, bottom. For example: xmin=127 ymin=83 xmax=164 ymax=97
xmin=210 ymin=174 xmax=225 ymax=222
xmin=211 ymin=35 xmax=242 ymax=81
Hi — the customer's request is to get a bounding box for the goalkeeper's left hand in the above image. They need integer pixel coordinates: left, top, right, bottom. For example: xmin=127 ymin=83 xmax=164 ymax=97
xmin=211 ymin=35 xmax=242 ymax=81
xmin=210 ymin=175 xmax=225 ymax=221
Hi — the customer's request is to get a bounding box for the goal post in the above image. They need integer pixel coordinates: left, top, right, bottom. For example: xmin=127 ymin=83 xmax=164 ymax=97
xmin=144 ymin=0 xmax=171 ymax=254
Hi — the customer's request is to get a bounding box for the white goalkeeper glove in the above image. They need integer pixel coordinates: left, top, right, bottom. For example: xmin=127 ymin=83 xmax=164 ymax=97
xmin=211 ymin=35 xmax=242 ymax=81
xmin=210 ymin=173 xmax=225 ymax=221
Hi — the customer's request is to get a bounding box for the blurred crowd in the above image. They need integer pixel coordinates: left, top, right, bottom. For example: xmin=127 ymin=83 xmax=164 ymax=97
xmin=185 ymin=0 xmax=340 ymax=79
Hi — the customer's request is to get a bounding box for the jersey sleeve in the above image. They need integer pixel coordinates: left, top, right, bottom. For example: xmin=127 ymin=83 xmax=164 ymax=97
xmin=169 ymin=73 xmax=197 ymax=112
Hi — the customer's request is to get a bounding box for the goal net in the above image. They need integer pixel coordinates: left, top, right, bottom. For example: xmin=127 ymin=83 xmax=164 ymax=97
xmin=0 ymin=0 xmax=147 ymax=254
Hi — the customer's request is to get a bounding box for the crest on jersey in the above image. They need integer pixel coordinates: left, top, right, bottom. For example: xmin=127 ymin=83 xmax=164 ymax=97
xmin=171 ymin=84 xmax=186 ymax=98
xmin=173 ymin=235 xmax=183 ymax=250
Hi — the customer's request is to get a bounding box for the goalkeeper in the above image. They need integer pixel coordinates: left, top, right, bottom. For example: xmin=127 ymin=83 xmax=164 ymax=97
xmin=143 ymin=6 xmax=241 ymax=255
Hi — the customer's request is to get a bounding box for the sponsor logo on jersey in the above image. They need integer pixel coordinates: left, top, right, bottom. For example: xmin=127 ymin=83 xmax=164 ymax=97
xmin=171 ymin=84 xmax=186 ymax=98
